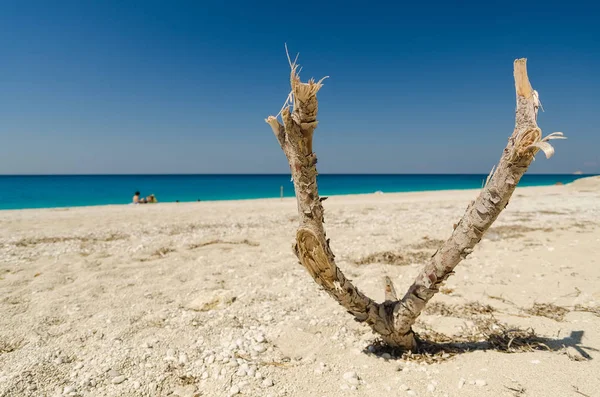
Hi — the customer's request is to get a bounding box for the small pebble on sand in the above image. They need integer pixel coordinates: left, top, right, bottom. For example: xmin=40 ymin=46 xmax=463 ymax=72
xmin=111 ymin=375 xmax=126 ymax=384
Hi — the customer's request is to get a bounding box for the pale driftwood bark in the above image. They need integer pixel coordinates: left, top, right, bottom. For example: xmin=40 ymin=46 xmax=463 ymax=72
xmin=265 ymin=57 xmax=564 ymax=351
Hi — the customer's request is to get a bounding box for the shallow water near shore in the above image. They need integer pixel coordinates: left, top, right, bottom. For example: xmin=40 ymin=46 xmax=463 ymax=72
xmin=0 ymin=173 xmax=593 ymax=210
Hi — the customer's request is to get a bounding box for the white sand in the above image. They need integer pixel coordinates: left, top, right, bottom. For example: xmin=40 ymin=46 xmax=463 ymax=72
xmin=1 ymin=181 xmax=599 ymax=397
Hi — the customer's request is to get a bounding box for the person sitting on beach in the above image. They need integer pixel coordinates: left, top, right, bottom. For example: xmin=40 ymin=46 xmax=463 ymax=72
xmin=146 ymin=194 xmax=157 ymax=203
xmin=133 ymin=191 xmax=142 ymax=204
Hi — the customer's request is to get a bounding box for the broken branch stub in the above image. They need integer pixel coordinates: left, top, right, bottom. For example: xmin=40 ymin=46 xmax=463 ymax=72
xmin=265 ymin=56 xmax=564 ymax=351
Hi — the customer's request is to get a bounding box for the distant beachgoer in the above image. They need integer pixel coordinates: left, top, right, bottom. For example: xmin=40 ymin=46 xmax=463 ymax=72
xmin=133 ymin=191 xmax=152 ymax=204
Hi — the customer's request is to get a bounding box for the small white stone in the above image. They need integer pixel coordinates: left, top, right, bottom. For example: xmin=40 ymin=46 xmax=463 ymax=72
xmin=255 ymin=334 xmax=266 ymax=343
xmin=342 ymin=371 xmax=360 ymax=385
xmin=253 ymin=345 xmax=267 ymax=353
xmin=229 ymin=385 xmax=240 ymax=395
xmin=400 ymin=384 xmax=409 ymax=391
xmin=458 ymin=378 xmax=465 ymax=389
xmin=427 ymin=384 xmax=436 ymax=392
xmin=407 ymin=391 xmax=417 ymax=396
xmin=73 ymin=363 xmax=83 ymax=370
xmin=132 ymin=381 xmax=141 ymax=389
xmin=205 ymin=355 xmax=215 ymax=364
xmin=262 ymin=378 xmax=274 ymax=387
xmin=255 ymin=372 xmax=263 ymax=379
xmin=111 ymin=375 xmax=126 ymax=384
xmin=531 ymin=360 xmax=540 ymax=364
xmin=63 ymin=386 xmax=75 ymax=394
xmin=347 ymin=378 xmax=360 ymax=386
xmin=178 ymin=354 xmax=188 ymax=364
xmin=381 ymin=353 xmax=392 ymax=360
xmin=263 ymin=314 xmax=273 ymax=322
xmin=475 ymin=379 xmax=487 ymax=387
xmin=107 ymin=369 xmax=120 ymax=378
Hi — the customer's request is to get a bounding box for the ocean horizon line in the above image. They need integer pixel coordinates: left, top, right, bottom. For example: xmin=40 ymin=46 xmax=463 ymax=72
xmin=0 ymin=172 xmax=597 ymax=177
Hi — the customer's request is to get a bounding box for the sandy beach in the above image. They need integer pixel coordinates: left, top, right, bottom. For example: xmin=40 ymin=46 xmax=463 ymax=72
xmin=1 ymin=179 xmax=599 ymax=397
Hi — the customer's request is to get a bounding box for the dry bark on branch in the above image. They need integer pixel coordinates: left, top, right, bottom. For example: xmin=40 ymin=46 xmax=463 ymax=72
xmin=265 ymin=56 xmax=564 ymax=351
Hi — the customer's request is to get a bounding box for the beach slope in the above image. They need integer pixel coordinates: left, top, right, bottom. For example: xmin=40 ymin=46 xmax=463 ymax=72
xmin=1 ymin=183 xmax=599 ymax=396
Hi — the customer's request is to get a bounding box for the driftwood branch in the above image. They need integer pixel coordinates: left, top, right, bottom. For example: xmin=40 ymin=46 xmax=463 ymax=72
xmin=265 ymin=56 xmax=564 ymax=351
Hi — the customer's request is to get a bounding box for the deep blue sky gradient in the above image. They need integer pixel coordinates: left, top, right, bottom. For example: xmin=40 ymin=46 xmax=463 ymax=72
xmin=1 ymin=1 xmax=598 ymax=174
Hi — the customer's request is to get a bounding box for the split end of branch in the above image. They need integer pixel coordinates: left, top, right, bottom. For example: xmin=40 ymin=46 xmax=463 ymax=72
xmin=514 ymin=58 xmax=533 ymax=98
xmin=292 ymin=75 xmax=329 ymax=102
xmin=265 ymin=115 xmax=281 ymax=130
xmin=265 ymin=116 xmax=286 ymax=147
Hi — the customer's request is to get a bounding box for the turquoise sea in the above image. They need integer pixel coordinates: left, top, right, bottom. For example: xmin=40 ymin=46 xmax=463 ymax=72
xmin=0 ymin=174 xmax=594 ymax=210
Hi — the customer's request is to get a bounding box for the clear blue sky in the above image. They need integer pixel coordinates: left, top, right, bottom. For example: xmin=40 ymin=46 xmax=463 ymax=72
xmin=1 ymin=0 xmax=598 ymax=174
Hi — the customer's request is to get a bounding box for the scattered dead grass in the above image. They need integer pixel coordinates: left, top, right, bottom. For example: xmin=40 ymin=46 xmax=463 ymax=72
xmin=573 ymin=304 xmax=600 ymax=317
xmin=537 ymin=210 xmax=568 ymax=215
xmin=439 ymin=286 xmax=454 ymax=295
xmin=487 ymin=294 xmax=517 ymax=306
xmin=525 ymin=303 xmax=569 ymax=322
xmin=14 ymin=233 xmax=128 ymax=247
xmin=410 ymin=236 xmax=445 ymax=250
xmin=234 ymin=352 xmax=292 ymax=368
xmin=355 ymin=250 xmax=431 ymax=266
xmin=0 ymin=337 xmax=25 ymax=354
xmin=423 ymin=301 xmax=454 ymax=316
xmin=368 ymin=316 xmax=549 ymax=364
xmin=504 ymin=384 xmax=527 ymax=396
xmin=408 ymin=237 xmax=445 ymax=250
xmin=486 ymin=225 xmax=554 ymax=239
xmin=355 ymin=236 xmax=444 ymax=266
xmin=178 ymin=374 xmax=197 ymax=385
xmin=424 ymin=301 xmax=495 ymax=317
xmin=151 ymin=247 xmax=176 ymax=258
xmin=188 ymin=239 xmax=259 ymax=249
xmin=465 ymin=317 xmax=548 ymax=352
xmin=573 ymin=386 xmax=593 ymax=397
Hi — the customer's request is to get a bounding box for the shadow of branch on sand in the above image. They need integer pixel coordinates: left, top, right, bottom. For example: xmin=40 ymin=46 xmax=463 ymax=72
xmin=364 ymin=317 xmax=598 ymax=364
